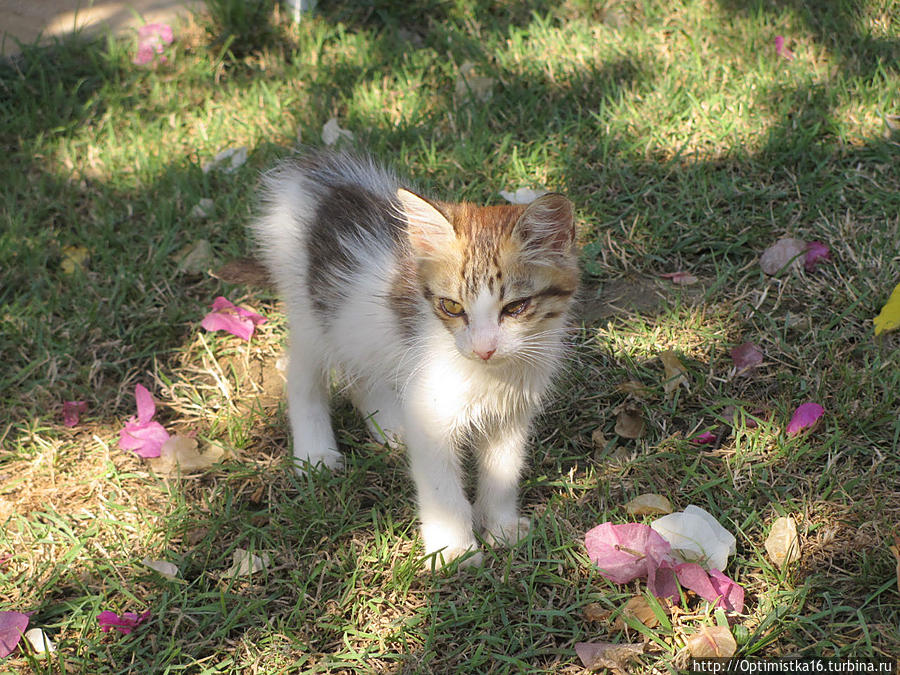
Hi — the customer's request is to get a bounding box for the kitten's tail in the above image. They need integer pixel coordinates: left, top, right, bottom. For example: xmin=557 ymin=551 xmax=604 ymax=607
xmin=211 ymin=257 xmax=275 ymax=289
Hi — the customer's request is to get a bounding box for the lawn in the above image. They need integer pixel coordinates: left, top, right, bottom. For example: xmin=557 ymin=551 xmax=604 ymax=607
xmin=1 ymin=0 xmax=899 ymax=672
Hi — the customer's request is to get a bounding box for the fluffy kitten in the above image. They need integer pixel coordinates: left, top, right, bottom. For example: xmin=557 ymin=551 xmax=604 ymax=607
xmin=251 ymin=150 xmax=578 ymax=567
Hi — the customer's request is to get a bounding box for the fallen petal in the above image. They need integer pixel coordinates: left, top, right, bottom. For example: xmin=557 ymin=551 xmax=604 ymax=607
xmin=62 ymin=400 xmax=88 ymax=427
xmin=804 ymin=241 xmax=831 ymax=271
xmin=765 ymin=516 xmax=801 ymax=568
xmin=660 ymin=271 xmax=699 ymax=285
xmin=774 ymin=36 xmax=794 ymax=61
xmin=222 ymin=549 xmax=271 ymax=578
xmin=119 ymin=419 xmax=170 ymax=458
xmin=585 ymin=522 xmax=672 ymax=584
xmin=708 ymin=568 xmax=745 ymax=613
xmin=97 ymin=610 xmax=151 ymax=635
xmin=651 ymin=505 xmax=736 ymax=572
xmin=730 ymin=342 xmax=763 ymax=373
xmin=873 ymin=282 xmax=900 ymax=336
xmin=786 ymin=402 xmax=824 ymax=436
xmin=760 ymin=237 xmax=806 ymax=275
xmin=23 ymin=628 xmax=56 ymax=655
xmin=142 ymin=557 xmax=180 ymax=579
xmin=134 ymin=384 xmax=157 ymax=424
xmin=498 ymin=187 xmax=548 ymax=204
xmin=660 ymin=349 xmax=689 ymax=398
xmin=625 ymin=493 xmax=673 ymax=517
xmin=691 ymin=431 xmax=718 ymax=445
xmin=201 ymin=297 xmax=266 ymax=341
xmin=687 ymin=625 xmax=737 ymax=658
xmin=0 ymin=611 xmax=29 ymax=658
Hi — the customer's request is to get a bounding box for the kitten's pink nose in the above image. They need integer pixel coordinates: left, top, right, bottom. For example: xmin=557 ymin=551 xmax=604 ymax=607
xmin=474 ymin=348 xmax=496 ymax=360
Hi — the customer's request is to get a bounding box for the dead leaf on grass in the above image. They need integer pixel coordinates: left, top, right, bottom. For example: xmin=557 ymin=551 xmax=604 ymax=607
xmin=142 ymin=557 xmax=180 ymax=579
xmin=765 ymin=516 xmax=801 ymax=568
xmin=61 ymin=245 xmax=89 ymax=274
xmin=455 ymin=61 xmax=495 ymax=102
xmin=575 ymin=641 xmax=644 ymax=671
xmin=889 ymin=535 xmax=900 ymax=595
xmin=660 ymin=350 xmax=689 ymax=398
xmin=614 ymin=595 xmax=660 ymax=630
xmin=222 ymin=549 xmax=271 ymax=578
xmin=615 ymin=407 xmax=646 ymax=439
xmin=760 ymin=237 xmax=806 ymax=275
xmin=173 ymin=239 xmax=214 ymax=275
xmin=147 ymin=435 xmax=231 ymax=475
xmin=616 ymin=380 xmax=652 ymax=398
xmin=625 ymin=493 xmax=673 ymax=517
xmin=687 ymin=625 xmax=737 ymax=658
xmin=582 ymin=602 xmax=612 ymax=623
xmin=873 ymin=281 xmax=900 ymax=336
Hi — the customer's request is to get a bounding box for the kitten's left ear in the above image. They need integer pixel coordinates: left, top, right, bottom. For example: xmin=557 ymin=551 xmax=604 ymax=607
xmin=396 ymin=188 xmax=455 ymax=256
xmin=513 ymin=193 xmax=575 ymax=254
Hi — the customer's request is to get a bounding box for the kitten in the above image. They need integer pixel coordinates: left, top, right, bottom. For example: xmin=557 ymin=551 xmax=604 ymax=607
xmin=250 ymin=150 xmax=578 ymax=567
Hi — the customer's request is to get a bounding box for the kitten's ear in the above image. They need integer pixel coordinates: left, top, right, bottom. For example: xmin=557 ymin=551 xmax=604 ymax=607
xmin=396 ymin=188 xmax=455 ymax=255
xmin=513 ymin=193 xmax=575 ymax=254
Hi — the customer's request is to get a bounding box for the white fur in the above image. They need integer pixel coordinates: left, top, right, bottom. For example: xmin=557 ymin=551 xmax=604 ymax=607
xmin=251 ymin=154 xmax=569 ymax=568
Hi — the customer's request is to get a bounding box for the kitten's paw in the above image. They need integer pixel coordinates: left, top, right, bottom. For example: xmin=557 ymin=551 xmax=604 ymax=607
xmin=293 ymin=448 xmax=344 ymax=475
xmin=427 ymin=546 xmax=483 ymax=571
xmin=483 ymin=516 xmax=531 ymax=548
xmin=421 ymin=524 xmax=481 ymax=570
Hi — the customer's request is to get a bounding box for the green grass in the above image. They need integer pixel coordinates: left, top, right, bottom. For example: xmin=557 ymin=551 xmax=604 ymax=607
xmin=1 ymin=0 xmax=899 ymax=672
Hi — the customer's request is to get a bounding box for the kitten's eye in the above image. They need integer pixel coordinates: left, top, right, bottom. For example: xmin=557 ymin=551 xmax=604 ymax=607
xmin=502 ymin=299 xmax=530 ymax=317
xmin=439 ymin=298 xmax=465 ymax=317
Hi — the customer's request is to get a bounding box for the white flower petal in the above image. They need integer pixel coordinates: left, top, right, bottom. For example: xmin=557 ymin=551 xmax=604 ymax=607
xmin=651 ymin=505 xmax=736 ymax=571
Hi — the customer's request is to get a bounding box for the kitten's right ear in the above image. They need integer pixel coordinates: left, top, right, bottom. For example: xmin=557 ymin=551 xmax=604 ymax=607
xmin=396 ymin=188 xmax=455 ymax=255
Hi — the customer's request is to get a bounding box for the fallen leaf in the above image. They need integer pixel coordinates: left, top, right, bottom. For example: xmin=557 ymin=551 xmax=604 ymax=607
xmin=147 ymin=435 xmax=230 ymax=475
xmin=614 ymin=595 xmax=660 ymax=630
xmin=201 ymin=296 xmax=267 ymax=341
xmin=190 ymin=198 xmax=215 ymax=219
xmin=874 ymin=282 xmax=900 ymax=336
xmin=202 ymin=146 xmax=248 ymax=174
xmin=687 ymin=625 xmax=737 ymax=658
xmin=23 ymin=628 xmax=55 ymax=656
xmin=322 ymin=117 xmax=354 ymax=146
xmin=760 ymin=237 xmax=806 ymax=275
xmin=61 ymin=245 xmax=89 ymax=274
xmin=615 ymin=407 xmax=645 ymax=439
xmin=785 ymin=402 xmax=824 ymax=436
xmin=222 ymin=549 xmax=270 ymax=578
xmin=765 ymin=516 xmax=801 ymax=568
xmin=730 ymin=342 xmax=763 ymax=374
xmin=575 ymin=641 xmax=644 ymax=671
xmin=0 ymin=611 xmax=29 ymax=658
xmin=774 ymin=35 xmax=795 ymax=61
xmin=582 ymin=602 xmax=612 ymax=623
xmin=889 ymin=535 xmax=900 ymax=595
xmin=62 ymin=400 xmax=88 ymax=427
xmin=651 ymin=505 xmax=736 ymax=572
xmin=660 ymin=350 xmax=689 ymax=397
xmin=616 ymin=380 xmax=652 ymax=398
xmin=804 ymin=241 xmax=830 ymax=271
xmin=97 ymin=610 xmax=151 ymax=635
xmin=498 ymin=187 xmax=548 ymax=204
xmin=119 ymin=384 xmax=170 ymax=458
xmin=174 ymin=239 xmax=214 ymax=275
xmin=142 ymin=557 xmax=180 ymax=579
xmin=455 ymin=61 xmax=495 ymax=102
xmin=660 ymin=271 xmax=698 ymax=285
xmin=625 ymin=494 xmax=673 ymax=517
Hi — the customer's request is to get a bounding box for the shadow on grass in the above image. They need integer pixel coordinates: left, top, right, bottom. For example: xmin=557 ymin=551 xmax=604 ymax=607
xmin=2 ymin=1 xmax=900 ymax=669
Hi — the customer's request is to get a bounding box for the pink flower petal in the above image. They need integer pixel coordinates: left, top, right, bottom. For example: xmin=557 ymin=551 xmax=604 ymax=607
xmin=691 ymin=431 xmax=718 ymax=445
xmin=708 ymin=568 xmax=745 ymax=613
xmin=138 ymin=22 xmax=173 ymax=44
xmin=660 ymin=271 xmax=699 ymax=285
xmin=134 ymin=384 xmax=156 ymax=424
xmin=804 ymin=241 xmax=831 ymax=271
xmin=201 ymin=297 xmax=267 ymax=341
xmin=119 ymin=420 xmax=170 ymax=457
xmin=97 ymin=610 xmax=151 ymax=635
xmin=786 ymin=402 xmax=824 ymax=436
xmin=134 ymin=23 xmax=173 ymax=66
xmin=63 ymin=400 xmax=88 ymax=427
xmin=730 ymin=342 xmax=763 ymax=373
xmin=585 ymin=522 xmax=672 ymax=584
xmin=0 ymin=611 xmax=29 ymax=658
xmin=775 ymin=36 xmax=794 ymax=60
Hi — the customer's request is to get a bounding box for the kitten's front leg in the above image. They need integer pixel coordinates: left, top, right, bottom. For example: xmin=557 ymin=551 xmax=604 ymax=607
xmin=473 ymin=420 xmax=531 ymax=547
xmin=403 ymin=410 xmax=481 ymax=568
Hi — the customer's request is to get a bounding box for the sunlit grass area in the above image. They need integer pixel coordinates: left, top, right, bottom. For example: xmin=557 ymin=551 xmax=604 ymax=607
xmin=1 ymin=0 xmax=898 ymax=671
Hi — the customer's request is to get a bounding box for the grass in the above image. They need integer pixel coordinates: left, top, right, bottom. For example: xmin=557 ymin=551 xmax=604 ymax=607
xmin=1 ymin=0 xmax=899 ymax=671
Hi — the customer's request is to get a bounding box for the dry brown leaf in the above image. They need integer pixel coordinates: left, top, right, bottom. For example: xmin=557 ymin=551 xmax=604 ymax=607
xmin=173 ymin=238 xmax=214 ymax=275
xmin=614 ymin=596 xmax=660 ymax=630
xmin=765 ymin=516 xmax=801 ymax=568
xmin=61 ymin=245 xmax=89 ymax=274
xmin=625 ymin=493 xmax=673 ymax=517
xmin=759 ymin=237 xmax=806 ymax=275
xmin=615 ymin=407 xmax=646 ymax=439
xmin=686 ymin=625 xmax=737 ymax=658
xmin=616 ymin=380 xmax=652 ymax=398
xmin=575 ymin=641 xmax=644 ymax=671
xmin=888 ymin=534 xmax=900 ymax=595
xmin=660 ymin=350 xmax=689 ymax=398
xmin=142 ymin=557 xmax=180 ymax=579
xmin=455 ymin=61 xmax=495 ymax=102
xmin=222 ymin=549 xmax=271 ymax=578
xmin=147 ymin=435 xmax=231 ymax=475
xmin=582 ymin=602 xmax=612 ymax=623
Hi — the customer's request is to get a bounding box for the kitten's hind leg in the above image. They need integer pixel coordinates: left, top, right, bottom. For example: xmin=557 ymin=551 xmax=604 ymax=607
xmin=349 ymin=383 xmax=405 ymax=449
xmin=286 ymin=338 xmax=342 ymax=473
